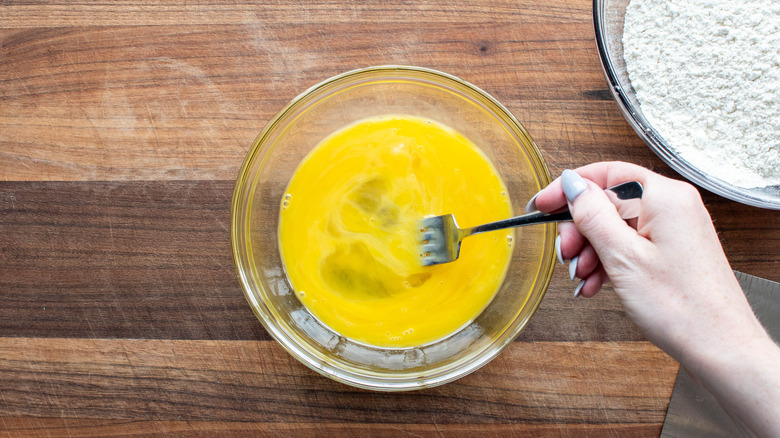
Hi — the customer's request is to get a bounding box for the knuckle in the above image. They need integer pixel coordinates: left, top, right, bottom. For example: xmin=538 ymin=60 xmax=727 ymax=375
xmin=670 ymin=180 xmax=701 ymax=204
xmin=679 ymin=181 xmax=701 ymax=200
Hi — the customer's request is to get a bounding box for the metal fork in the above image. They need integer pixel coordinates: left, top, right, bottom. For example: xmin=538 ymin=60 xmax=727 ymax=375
xmin=418 ymin=181 xmax=644 ymax=266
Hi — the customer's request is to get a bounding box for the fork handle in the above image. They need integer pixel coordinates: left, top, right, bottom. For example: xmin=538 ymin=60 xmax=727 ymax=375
xmin=462 ymin=180 xmax=643 ymax=238
xmin=465 ymin=210 xmax=572 ymax=237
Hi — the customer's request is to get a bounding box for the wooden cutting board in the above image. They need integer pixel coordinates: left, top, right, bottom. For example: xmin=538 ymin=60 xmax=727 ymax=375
xmin=1 ymin=1 xmax=778 ymax=436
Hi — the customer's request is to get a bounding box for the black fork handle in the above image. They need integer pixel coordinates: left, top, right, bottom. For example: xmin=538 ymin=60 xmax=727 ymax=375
xmin=464 ymin=180 xmax=643 ymax=237
xmin=467 ymin=210 xmax=572 ymax=236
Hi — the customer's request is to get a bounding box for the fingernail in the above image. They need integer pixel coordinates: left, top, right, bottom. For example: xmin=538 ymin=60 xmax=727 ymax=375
xmin=574 ymin=279 xmax=585 ymax=298
xmin=569 ymin=255 xmax=579 ymax=281
xmin=561 ymin=169 xmax=588 ymax=202
xmin=525 ymin=191 xmax=540 ymax=213
xmin=555 ymin=235 xmax=564 ymax=265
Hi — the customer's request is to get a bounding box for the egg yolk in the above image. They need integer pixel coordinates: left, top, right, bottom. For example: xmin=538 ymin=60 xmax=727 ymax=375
xmin=278 ymin=115 xmax=513 ymax=348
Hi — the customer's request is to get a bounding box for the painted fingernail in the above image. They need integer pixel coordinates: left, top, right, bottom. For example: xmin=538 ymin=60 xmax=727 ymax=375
xmin=561 ymin=169 xmax=588 ymax=202
xmin=569 ymin=255 xmax=579 ymax=281
xmin=525 ymin=191 xmax=540 ymax=213
xmin=555 ymin=235 xmax=564 ymax=265
xmin=574 ymin=279 xmax=585 ymax=298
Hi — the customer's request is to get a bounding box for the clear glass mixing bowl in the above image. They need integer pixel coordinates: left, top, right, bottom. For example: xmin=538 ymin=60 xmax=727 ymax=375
xmin=594 ymin=0 xmax=780 ymax=209
xmin=231 ymin=66 xmax=556 ymax=391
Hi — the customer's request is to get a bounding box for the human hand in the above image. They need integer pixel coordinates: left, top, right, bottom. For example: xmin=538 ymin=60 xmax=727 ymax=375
xmin=529 ymin=161 xmax=780 ymax=437
xmin=529 ymin=161 xmax=763 ymax=359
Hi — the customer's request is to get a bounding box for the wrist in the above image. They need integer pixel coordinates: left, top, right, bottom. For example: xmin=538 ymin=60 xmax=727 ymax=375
xmin=682 ymin=320 xmax=773 ymax=379
xmin=682 ymin=330 xmax=780 ymax=437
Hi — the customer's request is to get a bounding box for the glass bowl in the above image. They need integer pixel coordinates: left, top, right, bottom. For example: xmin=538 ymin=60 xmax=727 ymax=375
xmin=594 ymin=0 xmax=780 ymax=210
xmin=231 ymin=66 xmax=556 ymax=391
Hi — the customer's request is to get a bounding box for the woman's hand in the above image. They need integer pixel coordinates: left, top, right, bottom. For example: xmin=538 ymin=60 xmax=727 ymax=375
xmin=530 ymin=161 xmax=780 ymax=437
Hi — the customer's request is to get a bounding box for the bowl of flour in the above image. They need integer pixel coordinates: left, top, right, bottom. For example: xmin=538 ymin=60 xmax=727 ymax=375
xmin=594 ymin=0 xmax=780 ymax=209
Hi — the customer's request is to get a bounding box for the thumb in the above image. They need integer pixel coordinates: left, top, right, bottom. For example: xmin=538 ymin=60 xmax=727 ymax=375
xmin=560 ymin=170 xmax=642 ymax=267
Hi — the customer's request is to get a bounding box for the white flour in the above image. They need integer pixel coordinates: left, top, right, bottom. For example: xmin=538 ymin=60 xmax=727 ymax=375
xmin=623 ymin=0 xmax=780 ymax=188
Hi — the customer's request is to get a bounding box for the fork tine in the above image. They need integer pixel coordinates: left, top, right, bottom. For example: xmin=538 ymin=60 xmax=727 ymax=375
xmin=420 ymin=231 xmax=436 ymax=241
xmin=418 ymin=214 xmax=459 ymax=266
xmin=420 ymin=243 xmax=440 ymax=252
xmin=421 ymin=254 xmax=448 ymax=266
xmin=419 ymin=215 xmax=443 ymax=229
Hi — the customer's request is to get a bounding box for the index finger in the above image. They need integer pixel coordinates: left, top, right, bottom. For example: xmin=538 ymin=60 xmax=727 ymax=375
xmin=532 ymin=161 xmax=658 ymax=213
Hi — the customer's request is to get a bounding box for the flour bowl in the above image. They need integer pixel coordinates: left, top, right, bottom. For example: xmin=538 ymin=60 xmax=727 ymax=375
xmin=594 ymin=0 xmax=780 ymax=209
xmin=230 ymin=66 xmax=556 ymax=391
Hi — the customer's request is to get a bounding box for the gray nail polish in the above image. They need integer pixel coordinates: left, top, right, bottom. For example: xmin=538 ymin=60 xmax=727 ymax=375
xmin=525 ymin=191 xmax=540 ymax=213
xmin=555 ymin=235 xmax=564 ymax=265
xmin=574 ymin=279 xmax=585 ymax=298
xmin=561 ymin=169 xmax=588 ymax=202
xmin=569 ymin=255 xmax=579 ymax=281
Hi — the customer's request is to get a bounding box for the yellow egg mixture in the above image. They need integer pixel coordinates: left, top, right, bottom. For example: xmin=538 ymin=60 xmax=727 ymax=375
xmin=278 ymin=115 xmax=513 ymax=348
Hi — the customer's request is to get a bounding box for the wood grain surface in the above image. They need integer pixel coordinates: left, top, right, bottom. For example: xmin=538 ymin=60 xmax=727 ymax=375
xmin=1 ymin=0 xmax=778 ymax=436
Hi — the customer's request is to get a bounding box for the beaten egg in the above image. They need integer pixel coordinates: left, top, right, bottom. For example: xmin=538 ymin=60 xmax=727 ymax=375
xmin=278 ymin=115 xmax=513 ymax=348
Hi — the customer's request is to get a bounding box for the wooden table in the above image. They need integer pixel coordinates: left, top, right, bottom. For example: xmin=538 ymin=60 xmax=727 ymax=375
xmin=2 ymin=1 xmax=777 ymax=436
